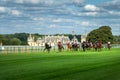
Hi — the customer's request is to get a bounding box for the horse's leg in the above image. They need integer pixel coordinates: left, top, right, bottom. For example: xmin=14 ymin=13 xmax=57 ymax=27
xmin=83 ymin=47 xmax=85 ymax=52
xmin=95 ymin=47 xmax=97 ymax=51
xmin=43 ymin=48 xmax=46 ymax=52
xmin=60 ymin=48 xmax=62 ymax=52
xmin=48 ymin=49 xmax=50 ymax=53
xmin=58 ymin=48 xmax=61 ymax=52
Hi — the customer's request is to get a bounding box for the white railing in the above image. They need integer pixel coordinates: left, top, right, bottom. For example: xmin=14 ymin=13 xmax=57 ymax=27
xmin=0 ymin=44 xmax=120 ymax=54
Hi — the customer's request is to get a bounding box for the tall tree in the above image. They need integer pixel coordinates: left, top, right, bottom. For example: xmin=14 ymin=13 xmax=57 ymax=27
xmin=87 ymin=26 xmax=113 ymax=43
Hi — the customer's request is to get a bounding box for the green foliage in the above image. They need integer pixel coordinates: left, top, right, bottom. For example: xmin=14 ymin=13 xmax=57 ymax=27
xmin=33 ymin=33 xmax=44 ymax=41
xmin=2 ymin=38 xmax=11 ymax=45
xmin=68 ymin=34 xmax=74 ymax=40
xmin=87 ymin=26 xmax=113 ymax=43
xmin=2 ymin=34 xmax=15 ymax=45
xmin=0 ymin=34 xmax=3 ymax=43
xmin=113 ymin=35 xmax=120 ymax=44
xmin=2 ymin=37 xmax=21 ymax=45
xmin=14 ymin=33 xmax=29 ymax=45
xmin=10 ymin=38 xmax=21 ymax=45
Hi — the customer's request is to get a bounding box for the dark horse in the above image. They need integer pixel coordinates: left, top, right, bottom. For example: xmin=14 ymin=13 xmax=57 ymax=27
xmin=58 ymin=41 xmax=64 ymax=52
xmin=93 ymin=41 xmax=103 ymax=51
xmin=72 ymin=42 xmax=80 ymax=51
xmin=82 ymin=41 xmax=94 ymax=51
xmin=43 ymin=42 xmax=52 ymax=53
xmin=82 ymin=41 xmax=87 ymax=51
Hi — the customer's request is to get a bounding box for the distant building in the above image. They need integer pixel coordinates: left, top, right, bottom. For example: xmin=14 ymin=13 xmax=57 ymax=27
xmin=72 ymin=36 xmax=78 ymax=42
xmin=28 ymin=34 xmax=86 ymax=46
xmin=81 ymin=35 xmax=87 ymax=42
xmin=27 ymin=34 xmax=70 ymax=46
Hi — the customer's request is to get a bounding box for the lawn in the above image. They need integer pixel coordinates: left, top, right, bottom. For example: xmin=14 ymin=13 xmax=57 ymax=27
xmin=0 ymin=48 xmax=120 ymax=80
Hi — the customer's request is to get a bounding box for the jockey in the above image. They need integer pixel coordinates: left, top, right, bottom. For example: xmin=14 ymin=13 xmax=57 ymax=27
xmin=45 ymin=42 xmax=49 ymax=48
xmin=107 ymin=41 xmax=111 ymax=50
xmin=44 ymin=42 xmax=51 ymax=53
xmin=108 ymin=41 xmax=111 ymax=44
xmin=74 ymin=40 xmax=78 ymax=45
xmin=57 ymin=40 xmax=64 ymax=52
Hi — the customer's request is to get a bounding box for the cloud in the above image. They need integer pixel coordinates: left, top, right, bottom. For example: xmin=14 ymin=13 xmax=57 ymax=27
xmin=3 ymin=0 xmax=85 ymax=6
xmin=0 ymin=7 xmax=7 ymax=12
xmin=49 ymin=24 xmax=57 ymax=28
xmin=84 ymin=4 xmax=100 ymax=11
xmin=0 ymin=6 xmax=22 ymax=16
xmin=52 ymin=18 xmax=75 ymax=23
xmin=48 ymin=24 xmax=74 ymax=29
xmin=15 ymin=0 xmax=44 ymax=4
xmin=81 ymin=21 xmax=90 ymax=26
xmin=33 ymin=17 xmax=45 ymax=21
xmin=101 ymin=0 xmax=120 ymax=11
xmin=11 ymin=10 xmax=21 ymax=16
xmin=0 ymin=0 xmax=120 ymax=35
xmin=108 ymin=11 xmax=120 ymax=16
xmin=70 ymin=0 xmax=85 ymax=4
xmin=85 ymin=12 xmax=98 ymax=16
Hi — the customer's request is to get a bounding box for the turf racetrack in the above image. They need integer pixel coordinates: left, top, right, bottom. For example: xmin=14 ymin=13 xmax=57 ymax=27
xmin=0 ymin=48 xmax=120 ymax=80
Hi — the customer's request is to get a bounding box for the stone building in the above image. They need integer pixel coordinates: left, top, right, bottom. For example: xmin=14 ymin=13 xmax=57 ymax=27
xmin=27 ymin=34 xmax=70 ymax=46
xmin=28 ymin=34 xmax=86 ymax=46
xmin=81 ymin=35 xmax=87 ymax=42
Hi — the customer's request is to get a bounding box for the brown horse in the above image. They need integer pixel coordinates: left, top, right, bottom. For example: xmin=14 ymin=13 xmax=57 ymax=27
xmin=93 ymin=41 xmax=103 ymax=51
xmin=58 ymin=42 xmax=64 ymax=52
xmin=67 ymin=42 xmax=80 ymax=51
xmin=66 ymin=42 xmax=72 ymax=51
xmin=107 ymin=42 xmax=111 ymax=50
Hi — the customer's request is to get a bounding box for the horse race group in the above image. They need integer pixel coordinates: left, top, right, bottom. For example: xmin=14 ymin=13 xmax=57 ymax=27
xmin=43 ymin=40 xmax=111 ymax=53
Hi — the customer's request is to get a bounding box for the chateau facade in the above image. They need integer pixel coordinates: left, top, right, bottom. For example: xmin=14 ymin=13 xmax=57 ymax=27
xmin=27 ymin=34 xmax=70 ymax=46
xmin=28 ymin=34 xmax=87 ymax=46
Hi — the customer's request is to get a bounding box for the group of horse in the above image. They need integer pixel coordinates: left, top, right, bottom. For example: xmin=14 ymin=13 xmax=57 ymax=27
xmin=43 ymin=41 xmax=111 ymax=53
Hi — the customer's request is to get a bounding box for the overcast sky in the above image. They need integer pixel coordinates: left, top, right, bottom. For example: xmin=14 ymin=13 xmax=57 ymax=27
xmin=0 ymin=0 xmax=120 ymax=35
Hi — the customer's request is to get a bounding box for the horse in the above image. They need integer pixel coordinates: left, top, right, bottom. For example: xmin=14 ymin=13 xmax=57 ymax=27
xmin=81 ymin=41 xmax=87 ymax=51
xmin=66 ymin=42 xmax=72 ymax=51
xmin=73 ymin=42 xmax=80 ymax=51
xmin=107 ymin=42 xmax=111 ymax=50
xmin=85 ymin=42 xmax=95 ymax=51
xmin=58 ymin=42 xmax=64 ymax=52
xmin=43 ymin=42 xmax=52 ymax=53
xmin=93 ymin=41 xmax=103 ymax=51
xmin=67 ymin=41 xmax=80 ymax=51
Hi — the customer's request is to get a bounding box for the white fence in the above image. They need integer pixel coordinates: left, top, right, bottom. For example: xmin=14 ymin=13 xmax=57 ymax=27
xmin=0 ymin=44 xmax=120 ymax=54
xmin=0 ymin=45 xmax=67 ymax=54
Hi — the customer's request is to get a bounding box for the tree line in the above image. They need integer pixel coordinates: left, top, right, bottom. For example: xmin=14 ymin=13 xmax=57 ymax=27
xmin=0 ymin=33 xmax=81 ymax=45
xmin=0 ymin=26 xmax=120 ymax=45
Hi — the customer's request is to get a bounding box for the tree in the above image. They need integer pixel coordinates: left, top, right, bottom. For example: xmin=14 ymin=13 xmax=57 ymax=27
xmin=87 ymin=26 xmax=113 ymax=43
xmin=68 ymin=34 xmax=74 ymax=41
xmin=14 ymin=33 xmax=29 ymax=45
xmin=0 ymin=34 xmax=3 ymax=43
xmin=113 ymin=35 xmax=120 ymax=44
xmin=10 ymin=38 xmax=21 ymax=45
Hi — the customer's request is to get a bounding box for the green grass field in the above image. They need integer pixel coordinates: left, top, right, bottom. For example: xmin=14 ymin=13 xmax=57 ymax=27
xmin=0 ymin=48 xmax=120 ymax=80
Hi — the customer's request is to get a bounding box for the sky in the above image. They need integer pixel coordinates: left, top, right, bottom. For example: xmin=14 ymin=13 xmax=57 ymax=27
xmin=0 ymin=0 xmax=120 ymax=35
